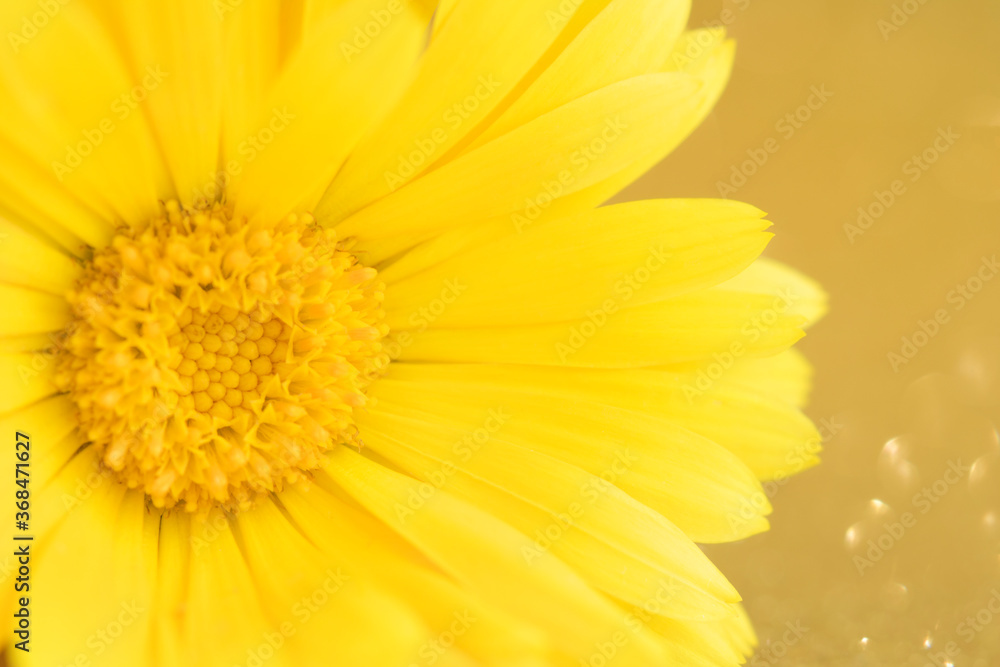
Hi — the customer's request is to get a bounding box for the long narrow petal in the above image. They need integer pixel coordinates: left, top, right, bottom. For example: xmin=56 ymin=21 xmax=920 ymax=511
xmin=0 ymin=285 xmax=72 ymax=337
xmin=220 ymin=0 xmax=282 ymax=188
xmin=232 ymin=0 xmax=428 ymax=220
xmin=0 ymin=1 xmax=170 ymax=235
xmin=234 ymin=498 xmax=433 ymax=666
xmin=368 ymin=368 xmax=772 ymax=543
xmin=469 ymin=0 xmax=689 ymax=148
xmin=109 ymin=1 xmax=224 ymax=207
xmin=359 ymin=403 xmax=741 ymax=619
xmin=278 ymin=482 xmax=552 ymax=666
xmin=319 ymin=0 xmax=612 ymax=222
xmin=384 ymin=200 xmax=770 ymax=328
xmin=335 ymin=73 xmax=706 ymax=263
xmin=28 ymin=466 xmax=156 ymax=667
xmin=0 ymin=352 xmax=57 ymax=413
xmin=394 ymin=291 xmax=806 ymax=368
xmin=0 ymin=214 xmax=81 ymax=293
xmin=325 ymin=447 xmax=670 ymax=664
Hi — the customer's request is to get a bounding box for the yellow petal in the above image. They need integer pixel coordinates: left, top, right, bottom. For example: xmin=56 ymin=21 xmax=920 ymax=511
xmin=148 ymin=512 xmax=188 ymax=667
xmin=233 ymin=498 xmax=334 ymax=609
xmin=109 ymin=1 xmax=224 ymax=207
xmin=175 ymin=510 xmax=296 ymax=667
xmin=0 ymin=401 xmax=80 ymax=642
xmin=335 ymin=73 xmax=705 ymax=263
xmin=725 ymin=348 xmax=814 ymax=408
xmin=0 ymin=395 xmax=77 ymax=504
xmin=409 ymin=0 xmax=439 ymax=20
xmin=470 ymin=0 xmax=689 ymax=148
xmin=430 ymin=0 xmax=460 ymax=36
xmin=325 ymin=447 xmax=669 ymax=664
xmin=0 ymin=351 xmax=57 ymax=413
xmin=286 ymin=580 xmax=432 ymax=667
xmin=395 ymin=291 xmax=805 ymax=368
xmin=234 ymin=498 xmax=432 ymax=666
xmin=0 ymin=135 xmax=104 ymax=254
xmin=369 ymin=366 xmax=771 ymax=543
xmin=319 ymin=0 xmax=610 ymax=222
xmin=0 ymin=214 xmax=81 ymax=293
xmin=0 ymin=334 xmax=55 ymax=355
xmin=384 ymin=199 xmax=770 ymax=328
xmin=396 ymin=362 xmax=820 ymax=482
xmin=537 ymin=29 xmax=734 ymax=221
xmin=359 ymin=402 xmax=742 ymax=620
xmin=25 ymin=478 xmax=155 ymax=667
xmin=719 ymin=256 xmax=829 ymax=328
xmin=643 ymin=603 xmax=758 ymax=666
xmin=305 ymin=0 xmax=437 ymax=28
xmin=0 ymin=1 xmax=169 ymax=235
xmin=220 ymin=0 xmax=282 ymax=191
xmin=232 ymin=0 xmax=429 ymax=220
xmin=601 ymin=367 xmax=822 ymax=481
xmin=0 ymin=284 xmax=71 ymax=336
xmin=279 ymin=482 xmax=553 ymax=665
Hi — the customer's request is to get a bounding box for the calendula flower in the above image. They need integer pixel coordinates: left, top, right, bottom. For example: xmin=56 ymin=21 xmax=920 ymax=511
xmin=0 ymin=0 xmax=826 ymax=665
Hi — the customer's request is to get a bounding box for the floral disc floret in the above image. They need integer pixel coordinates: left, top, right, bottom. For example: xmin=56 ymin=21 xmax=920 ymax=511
xmin=55 ymin=201 xmax=387 ymax=512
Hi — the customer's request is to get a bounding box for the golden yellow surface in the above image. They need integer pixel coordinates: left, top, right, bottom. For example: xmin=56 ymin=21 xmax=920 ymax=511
xmin=624 ymin=0 xmax=1000 ymax=664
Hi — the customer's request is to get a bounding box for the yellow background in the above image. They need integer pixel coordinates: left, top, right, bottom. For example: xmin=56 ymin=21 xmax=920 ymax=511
xmin=625 ymin=0 xmax=1000 ymax=664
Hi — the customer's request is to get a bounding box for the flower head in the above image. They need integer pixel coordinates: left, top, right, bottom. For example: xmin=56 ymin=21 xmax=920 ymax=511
xmin=55 ymin=203 xmax=386 ymax=511
xmin=0 ymin=1 xmax=825 ymax=665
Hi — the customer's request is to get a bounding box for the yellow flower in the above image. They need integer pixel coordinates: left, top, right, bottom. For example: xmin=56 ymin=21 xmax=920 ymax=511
xmin=0 ymin=1 xmax=826 ymax=665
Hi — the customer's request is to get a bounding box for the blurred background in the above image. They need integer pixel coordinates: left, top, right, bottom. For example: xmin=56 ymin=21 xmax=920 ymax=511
xmin=624 ymin=0 xmax=1000 ymax=664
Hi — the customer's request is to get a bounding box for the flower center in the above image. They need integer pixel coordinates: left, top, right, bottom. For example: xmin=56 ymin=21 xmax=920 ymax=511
xmin=55 ymin=201 xmax=387 ymax=512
